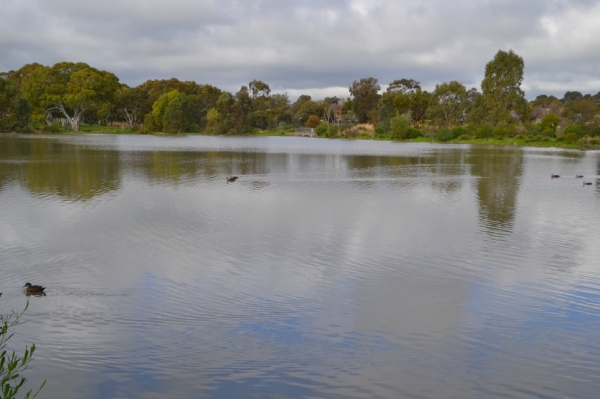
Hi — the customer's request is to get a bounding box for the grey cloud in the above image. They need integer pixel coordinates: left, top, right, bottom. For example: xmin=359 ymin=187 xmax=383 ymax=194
xmin=1 ymin=0 xmax=600 ymax=99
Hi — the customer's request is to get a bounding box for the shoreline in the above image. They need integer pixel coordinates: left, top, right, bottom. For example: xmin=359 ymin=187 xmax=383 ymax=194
xmin=5 ymin=129 xmax=598 ymax=151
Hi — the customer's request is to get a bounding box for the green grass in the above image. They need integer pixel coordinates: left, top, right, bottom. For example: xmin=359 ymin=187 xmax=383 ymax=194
xmin=25 ymin=124 xmax=597 ymax=150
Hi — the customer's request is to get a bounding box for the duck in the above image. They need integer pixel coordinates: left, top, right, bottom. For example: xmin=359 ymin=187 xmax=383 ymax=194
xmin=226 ymin=176 xmax=239 ymax=183
xmin=551 ymin=174 xmax=560 ymax=179
xmin=23 ymin=283 xmax=46 ymax=293
xmin=583 ymin=181 xmax=592 ymax=186
xmin=576 ymin=174 xmax=584 ymax=178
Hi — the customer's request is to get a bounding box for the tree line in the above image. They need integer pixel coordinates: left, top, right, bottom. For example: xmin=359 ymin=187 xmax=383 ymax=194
xmin=1 ymin=51 xmax=599 ymax=141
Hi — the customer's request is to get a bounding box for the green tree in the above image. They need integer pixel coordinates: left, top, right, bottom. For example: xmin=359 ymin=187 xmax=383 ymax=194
xmin=163 ymin=93 xmax=191 ymax=133
xmin=480 ymin=50 xmax=527 ymax=125
xmin=390 ymin=115 xmax=409 ymax=139
xmin=540 ymin=113 xmax=561 ymax=132
xmin=0 ymin=78 xmax=31 ymax=132
xmin=426 ymin=81 xmax=468 ymax=127
xmin=349 ymin=77 xmax=381 ymax=123
xmin=248 ymin=79 xmax=271 ymax=113
xmin=117 ymin=85 xmax=149 ymax=127
xmin=1 ymin=293 xmax=45 ymax=399
xmin=147 ymin=90 xmax=191 ymax=133
xmin=21 ymin=62 xmax=120 ymax=131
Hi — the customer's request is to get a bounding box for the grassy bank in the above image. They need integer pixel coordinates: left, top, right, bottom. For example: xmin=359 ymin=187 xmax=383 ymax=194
xmin=21 ymin=123 xmax=600 ymax=151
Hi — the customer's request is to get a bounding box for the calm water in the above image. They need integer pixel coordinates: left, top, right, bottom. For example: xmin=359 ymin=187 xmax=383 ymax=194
xmin=1 ymin=134 xmax=600 ymax=399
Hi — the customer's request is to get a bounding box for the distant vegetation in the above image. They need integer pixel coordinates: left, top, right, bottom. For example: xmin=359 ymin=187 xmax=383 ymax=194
xmin=1 ymin=51 xmax=599 ymax=148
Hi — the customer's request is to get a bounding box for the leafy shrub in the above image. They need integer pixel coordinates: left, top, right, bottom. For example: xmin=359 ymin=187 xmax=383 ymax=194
xmin=305 ymin=115 xmax=321 ymax=128
xmin=390 ymin=116 xmax=409 ymax=139
xmin=436 ymin=128 xmax=453 ymax=142
xmin=514 ymin=134 xmax=524 ymax=140
xmin=541 ymin=136 xmax=552 ymax=142
xmin=374 ymin=126 xmax=386 ymax=136
xmin=589 ymin=136 xmax=600 ymax=145
xmin=326 ymin=124 xmax=339 ymax=137
xmin=555 ymin=136 xmax=565 ymax=142
xmin=42 ymin=124 xmax=61 ymax=133
xmin=494 ymin=125 xmax=508 ymax=139
xmin=457 ymin=134 xmax=471 ymax=140
xmin=564 ymin=133 xmax=578 ymax=143
xmin=475 ymin=124 xmax=494 ymax=139
xmin=451 ymin=126 xmax=467 ymax=138
xmin=541 ymin=128 xmax=556 ymax=138
xmin=315 ymin=125 xmax=327 ymax=136
xmin=564 ymin=124 xmax=587 ymax=138
xmin=405 ymin=127 xmax=422 ymax=139
xmin=188 ymin=123 xmax=201 ymax=133
xmin=534 ymin=135 xmax=544 ymax=141
xmin=577 ymin=137 xmax=598 ymax=150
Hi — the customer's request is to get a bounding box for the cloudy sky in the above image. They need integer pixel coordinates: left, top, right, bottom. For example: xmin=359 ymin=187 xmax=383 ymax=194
xmin=1 ymin=0 xmax=600 ymax=100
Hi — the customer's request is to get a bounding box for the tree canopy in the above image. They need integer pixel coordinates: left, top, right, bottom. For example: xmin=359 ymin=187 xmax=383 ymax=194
xmin=2 ymin=51 xmax=599 ymax=138
xmin=480 ymin=50 xmax=527 ymax=124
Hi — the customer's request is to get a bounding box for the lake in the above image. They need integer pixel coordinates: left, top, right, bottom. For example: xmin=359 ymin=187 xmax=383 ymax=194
xmin=1 ymin=134 xmax=599 ymax=399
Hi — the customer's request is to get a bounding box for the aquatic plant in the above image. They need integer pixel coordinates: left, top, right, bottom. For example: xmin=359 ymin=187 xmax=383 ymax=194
xmin=0 ymin=294 xmax=45 ymax=399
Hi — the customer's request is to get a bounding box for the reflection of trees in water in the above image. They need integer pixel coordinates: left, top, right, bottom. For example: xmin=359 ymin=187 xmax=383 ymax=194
xmin=344 ymin=150 xmax=466 ymax=194
xmin=469 ymin=147 xmax=524 ymax=231
xmin=0 ymin=136 xmax=22 ymax=190
xmin=428 ymin=150 xmax=467 ymax=195
xmin=0 ymin=136 xmax=121 ymax=200
xmin=137 ymin=151 xmax=273 ymax=184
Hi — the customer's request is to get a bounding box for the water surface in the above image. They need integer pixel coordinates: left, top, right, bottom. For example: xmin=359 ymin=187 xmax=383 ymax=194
xmin=1 ymin=134 xmax=599 ymax=398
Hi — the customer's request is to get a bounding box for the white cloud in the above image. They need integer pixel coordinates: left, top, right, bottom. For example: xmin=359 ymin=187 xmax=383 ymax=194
xmin=1 ymin=0 xmax=599 ymax=99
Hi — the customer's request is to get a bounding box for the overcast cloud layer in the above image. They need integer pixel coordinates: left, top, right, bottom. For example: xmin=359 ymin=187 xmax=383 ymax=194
xmin=1 ymin=0 xmax=599 ymax=99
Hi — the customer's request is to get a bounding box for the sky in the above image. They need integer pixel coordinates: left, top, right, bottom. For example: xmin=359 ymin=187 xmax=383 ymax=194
xmin=1 ymin=0 xmax=600 ymax=100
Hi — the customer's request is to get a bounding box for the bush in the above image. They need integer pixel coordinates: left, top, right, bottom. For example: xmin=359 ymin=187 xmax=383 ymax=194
xmin=564 ymin=125 xmax=587 ymax=138
xmin=564 ymin=133 xmax=578 ymax=143
xmin=541 ymin=128 xmax=556 ymax=138
xmin=326 ymin=124 xmax=339 ymax=137
xmin=475 ymin=124 xmax=494 ymax=139
xmin=405 ymin=127 xmax=422 ymax=139
xmin=374 ymin=126 xmax=386 ymax=136
xmin=451 ymin=126 xmax=467 ymax=139
xmin=494 ymin=125 xmax=509 ymax=139
xmin=41 ymin=124 xmax=61 ymax=133
xmin=436 ymin=128 xmax=453 ymax=142
xmin=390 ymin=116 xmax=409 ymax=139
xmin=555 ymin=136 xmax=565 ymax=142
xmin=589 ymin=136 xmax=600 ymax=145
xmin=577 ymin=137 xmax=599 ymax=150
xmin=305 ymin=115 xmax=321 ymax=128
xmin=514 ymin=134 xmax=524 ymax=140
xmin=188 ymin=123 xmax=201 ymax=133
xmin=541 ymin=136 xmax=552 ymax=142
xmin=534 ymin=135 xmax=544 ymax=142
xmin=457 ymin=134 xmax=471 ymax=140
xmin=315 ymin=125 xmax=327 ymax=136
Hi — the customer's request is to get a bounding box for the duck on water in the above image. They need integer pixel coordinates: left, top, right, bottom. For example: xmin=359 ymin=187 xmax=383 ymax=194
xmin=23 ymin=283 xmax=46 ymax=295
